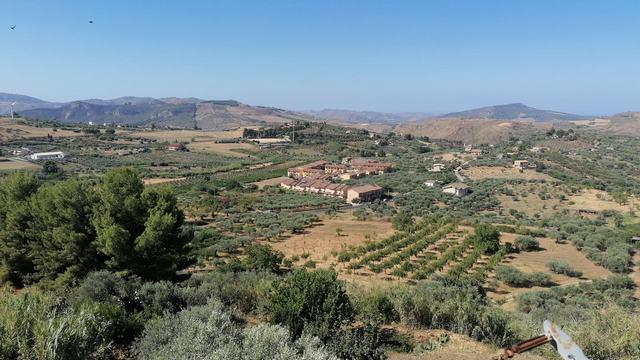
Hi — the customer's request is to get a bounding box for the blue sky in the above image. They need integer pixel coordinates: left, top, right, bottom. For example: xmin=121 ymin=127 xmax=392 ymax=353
xmin=1 ymin=0 xmax=639 ymax=114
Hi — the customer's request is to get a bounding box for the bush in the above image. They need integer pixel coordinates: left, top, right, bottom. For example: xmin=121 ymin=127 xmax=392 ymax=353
xmin=389 ymin=281 xmax=517 ymax=346
xmin=269 ymin=269 xmax=354 ymax=340
xmin=242 ymin=244 xmax=284 ymax=272
xmin=133 ymin=299 xmax=338 ymax=360
xmin=0 ymin=289 xmax=114 ymax=360
xmin=513 ymin=236 xmax=539 ymax=252
xmin=495 ymin=266 xmax=530 ymax=287
xmin=546 ymin=259 xmax=583 ymax=278
xmin=528 ymin=272 xmax=553 ymax=287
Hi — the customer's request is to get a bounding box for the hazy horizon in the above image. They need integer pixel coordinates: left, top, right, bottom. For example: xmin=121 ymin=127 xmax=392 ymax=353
xmin=2 ymin=0 xmax=639 ymax=115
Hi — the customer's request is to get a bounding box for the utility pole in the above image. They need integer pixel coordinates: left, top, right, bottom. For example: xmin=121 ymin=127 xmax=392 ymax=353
xmin=292 ymin=120 xmax=296 ymax=143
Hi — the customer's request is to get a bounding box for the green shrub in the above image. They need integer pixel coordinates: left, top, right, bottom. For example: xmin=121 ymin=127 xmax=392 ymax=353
xmin=495 ymin=266 xmax=530 ymax=287
xmin=133 ymin=299 xmax=338 ymax=360
xmin=546 ymin=259 xmax=583 ymax=278
xmin=513 ymin=236 xmax=540 ymax=252
xmin=269 ymin=269 xmax=354 ymax=340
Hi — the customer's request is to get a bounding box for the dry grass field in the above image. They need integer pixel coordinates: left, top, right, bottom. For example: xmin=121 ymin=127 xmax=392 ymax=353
xmin=252 ymin=176 xmax=289 ymax=189
xmin=489 ymin=233 xmax=612 ymax=308
xmin=0 ymin=158 xmax=41 ymax=171
xmin=568 ymin=189 xmax=637 ymax=213
xmin=269 ymin=210 xmax=394 ymax=269
xmin=0 ymin=118 xmax=82 ymax=141
xmin=187 ymin=141 xmax=257 ymax=157
xmin=122 ymin=128 xmax=245 ymax=143
xmin=495 ymin=182 xmax=570 ymax=217
xmin=461 ymin=166 xmax=557 ymax=181
xmin=142 ymin=177 xmax=186 ymax=185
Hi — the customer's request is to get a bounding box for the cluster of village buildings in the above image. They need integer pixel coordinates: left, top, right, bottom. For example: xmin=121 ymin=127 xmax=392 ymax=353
xmin=281 ymin=159 xmax=392 ymax=203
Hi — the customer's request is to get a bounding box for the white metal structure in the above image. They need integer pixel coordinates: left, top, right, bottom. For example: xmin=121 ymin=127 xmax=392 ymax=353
xmin=30 ymin=151 xmax=65 ymax=160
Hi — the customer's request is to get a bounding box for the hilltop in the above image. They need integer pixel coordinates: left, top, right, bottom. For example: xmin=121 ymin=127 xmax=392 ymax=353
xmin=442 ymin=103 xmax=590 ymax=122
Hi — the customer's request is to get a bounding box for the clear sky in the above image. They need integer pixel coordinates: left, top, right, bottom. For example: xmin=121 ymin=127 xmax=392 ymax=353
xmin=1 ymin=0 xmax=639 ymax=114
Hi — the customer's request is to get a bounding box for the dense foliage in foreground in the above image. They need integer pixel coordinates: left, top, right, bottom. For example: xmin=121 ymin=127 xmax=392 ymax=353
xmin=0 ymin=169 xmax=192 ymax=287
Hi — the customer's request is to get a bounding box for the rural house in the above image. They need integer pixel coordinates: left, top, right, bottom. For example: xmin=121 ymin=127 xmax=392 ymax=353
xmin=513 ymin=160 xmax=536 ymax=170
xmin=346 ymin=184 xmax=384 ymax=203
xmin=442 ymin=183 xmax=470 ymax=197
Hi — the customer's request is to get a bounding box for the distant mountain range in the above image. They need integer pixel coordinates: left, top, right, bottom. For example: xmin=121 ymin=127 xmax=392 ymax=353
xmin=0 ymin=93 xmax=610 ymax=134
xmin=1 ymin=93 xmax=312 ymax=130
xmin=302 ymin=109 xmax=433 ymax=124
xmin=441 ymin=103 xmax=590 ymax=122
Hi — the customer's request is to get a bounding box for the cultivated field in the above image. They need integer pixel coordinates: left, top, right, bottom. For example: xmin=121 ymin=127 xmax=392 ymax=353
xmin=0 ymin=118 xmax=82 ymax=141
xmin=0 ymin=158 xmax=40 ymax=171
xmin=187 ymin=141 xmax=257 ymax=157
xmin=270 ymin=210 xmax=395 ymax=268
xmin=490 ymin=233 xmax=612 ymax=307
xmin=142 ymin=177 xmax=187 ymax=185
xmin=122 ymin=128 xmax=245 ymax=143
xmin=461 ymin=166 xmax=557 ymax=181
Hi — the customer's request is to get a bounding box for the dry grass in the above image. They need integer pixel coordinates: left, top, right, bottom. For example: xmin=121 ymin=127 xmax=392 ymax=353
xmin=269 ymin=210 xmax=394 ymax=268
xmin=568 ymin=189 xmax=637 ymax=213
xmin=252 ymin=176 xmax=289 ymax=189
xmin=461 ymin=166 xmax=557 ymax=181
xmin=142 ymin=177 xmax=186 ymax=185
xmin=387 ymin=328 xmax=543 ymax=360
xmin=187 ymin=141 xmax=257 ymax=157
xmin=496 ymin=182 xmax=569 ymax=217
xmin=0 ymin=118 xmax=82 ymax=141
xmin=122 ymin=128 xmax=245 ymax=143
xmin=488 ymin=233 xmax=612 ymax=308
xmin=0 ymin=158 xmax=40 ymax=171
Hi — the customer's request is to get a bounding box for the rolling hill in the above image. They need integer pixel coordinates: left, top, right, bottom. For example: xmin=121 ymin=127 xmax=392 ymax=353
xmin=395 ymin=118 xmax=551 ymax=144
xmin=442 ymin=103 xmax=590 ymax=121
xmin=0 ymin=93 xmax=62 ymax=114
xmin=302 ymin=109 xmax=432 ymax=124
xmin=12 ymin=93 xmax=313 ymax=130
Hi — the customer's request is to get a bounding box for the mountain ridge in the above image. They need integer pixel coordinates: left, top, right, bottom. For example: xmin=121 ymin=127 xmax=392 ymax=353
xmin=441 ymin=103 xmax=590 ymax=121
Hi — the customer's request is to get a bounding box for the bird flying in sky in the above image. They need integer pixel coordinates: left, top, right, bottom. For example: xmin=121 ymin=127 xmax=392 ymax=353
xmin=89 ymin=20 xmax=93 ymax=24
xmin=10 ymin=25 xmax=16 ymax=30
